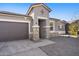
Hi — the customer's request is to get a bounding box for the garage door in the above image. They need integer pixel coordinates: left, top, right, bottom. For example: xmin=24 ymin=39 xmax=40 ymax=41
xmin=0 ymin=21 xmax=29 ymax=41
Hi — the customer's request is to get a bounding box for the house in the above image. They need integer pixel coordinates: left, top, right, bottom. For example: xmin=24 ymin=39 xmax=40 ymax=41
xmin=0 ymin=3 xmax=66 ymax=41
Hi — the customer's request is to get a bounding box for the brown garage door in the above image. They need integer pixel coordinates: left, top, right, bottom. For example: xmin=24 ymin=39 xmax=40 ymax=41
xmin=0 ymin=21 xmax=29 ymax=41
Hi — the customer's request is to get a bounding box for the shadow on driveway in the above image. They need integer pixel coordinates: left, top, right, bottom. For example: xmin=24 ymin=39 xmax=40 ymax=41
xmin=40 ymin=36 xmax=79 ymax=56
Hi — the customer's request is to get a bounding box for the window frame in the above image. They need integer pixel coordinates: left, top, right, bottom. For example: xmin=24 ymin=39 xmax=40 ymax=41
xmin=50 ymin=22 xmax=54 ymax=31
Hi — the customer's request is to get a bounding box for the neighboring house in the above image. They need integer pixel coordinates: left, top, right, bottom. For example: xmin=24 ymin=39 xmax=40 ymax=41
xmin=0 ymin=3 xmax=66 ymax=41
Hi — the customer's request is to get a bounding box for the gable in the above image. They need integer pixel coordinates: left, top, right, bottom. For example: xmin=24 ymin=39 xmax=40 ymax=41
xmin=27 ymin=3 xmax=51 ymax=15
xmin=33 ymin=6 xmax=50 ymax=18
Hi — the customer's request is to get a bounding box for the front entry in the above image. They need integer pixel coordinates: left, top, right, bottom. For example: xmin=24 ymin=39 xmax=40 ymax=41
xmin=38 ymin=19 xmax=46 ymax=39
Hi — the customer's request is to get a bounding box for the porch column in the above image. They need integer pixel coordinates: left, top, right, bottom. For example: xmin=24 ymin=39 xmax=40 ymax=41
xmin=45 ymin=19 xmax=50 ymax=39
xmin=32 ymin=25 xmax=39 ymax=41
xmin=45 ymin=26 xmax=50 ymax=39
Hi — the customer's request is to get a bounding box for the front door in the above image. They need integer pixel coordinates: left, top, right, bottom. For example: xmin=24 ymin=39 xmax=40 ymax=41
xmin=38 ymin=19 xmax=46 ymax=39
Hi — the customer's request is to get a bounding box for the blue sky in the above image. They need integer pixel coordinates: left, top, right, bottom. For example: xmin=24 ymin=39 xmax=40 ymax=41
xmin=0 ymin=3 xmax=79 ymax=21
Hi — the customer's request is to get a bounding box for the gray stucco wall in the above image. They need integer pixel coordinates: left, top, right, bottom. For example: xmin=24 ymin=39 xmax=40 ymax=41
xmin=55 ymin=21 xmax=65 ymax=31
xmin=29 ymin=5 xmax=49 ymax=26
xmin=0 ymin=21 xmax=29 ymax=41
xmin=34 ymin=6 xmax=49 ymax=18
xmin=49 ymin=19 xmax=66 ymax=38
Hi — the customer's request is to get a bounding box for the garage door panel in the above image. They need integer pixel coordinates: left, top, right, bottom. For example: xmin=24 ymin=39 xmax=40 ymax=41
xmin=0 ymin=21 xmax=29 ymax=41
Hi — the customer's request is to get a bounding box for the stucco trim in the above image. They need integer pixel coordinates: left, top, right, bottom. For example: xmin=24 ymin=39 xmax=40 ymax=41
xmin=38 ymin=17 xmax=48 ymax=20
xmin=0 ymin=19 xmax=30 ymax=23
xmin=49 ymin=31 xmax=57 ymax=33
xmin=32 ymin=25 xmax=39 ymax=27
xmin=49 ymin=31 xmax=65 ymax=34
xmin=57 ymin=31 xmax=65 ymax=34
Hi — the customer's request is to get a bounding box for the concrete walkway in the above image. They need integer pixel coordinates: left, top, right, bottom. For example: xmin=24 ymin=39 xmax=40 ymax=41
xmin=0 ymin=39 xmax=55 ymax=56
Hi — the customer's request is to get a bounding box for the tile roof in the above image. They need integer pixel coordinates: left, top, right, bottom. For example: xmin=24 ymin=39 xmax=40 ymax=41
xmin=0 ymin=11 xmax=30 ymax=17
xmin=50 ymin=18 xmax=67 ymax=23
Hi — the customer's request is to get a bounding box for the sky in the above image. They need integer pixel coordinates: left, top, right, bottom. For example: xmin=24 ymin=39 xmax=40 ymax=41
xmin=0 ymin=3 xmax=79 ymax=21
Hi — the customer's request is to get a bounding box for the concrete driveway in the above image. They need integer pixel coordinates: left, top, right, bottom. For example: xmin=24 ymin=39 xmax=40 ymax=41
xmin=0 ymin=39 xmax=55 ymax=56
xmin=0 ymin=36 xmax=79 ymax=56
xmin=40 ymin=36 xmax=79 ymax=56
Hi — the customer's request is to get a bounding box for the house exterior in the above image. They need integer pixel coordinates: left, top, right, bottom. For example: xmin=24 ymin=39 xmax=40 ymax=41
xmin=49 ymin=18 xmax=66 ymax=37
xmin=0 ymin=3 xmax=66 ymax=41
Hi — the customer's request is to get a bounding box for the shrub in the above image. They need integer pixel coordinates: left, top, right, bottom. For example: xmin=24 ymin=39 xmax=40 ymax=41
xmin=68 ymin=23 xmax=78 ymax=36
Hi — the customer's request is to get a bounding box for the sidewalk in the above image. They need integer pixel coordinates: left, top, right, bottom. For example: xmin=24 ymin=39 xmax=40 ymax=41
xmin=60 ymin=35 xmax=78 ymax=38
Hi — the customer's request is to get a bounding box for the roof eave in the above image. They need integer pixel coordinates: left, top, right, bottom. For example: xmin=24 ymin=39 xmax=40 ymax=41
xmin=0 ymin=12 xmax=31 ymax=18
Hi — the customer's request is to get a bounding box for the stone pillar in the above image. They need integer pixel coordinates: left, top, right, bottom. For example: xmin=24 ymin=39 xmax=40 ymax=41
xmin=45 ymin=26 xmax=50 ymax=39
xmin=32 ymin=25 xmax=39 ymax=41
xmin=45 ymin=19 xmax=50 ymax=39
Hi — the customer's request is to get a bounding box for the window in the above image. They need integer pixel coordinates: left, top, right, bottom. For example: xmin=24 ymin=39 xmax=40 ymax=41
xmin=50 ymin=23 xmax=53 ymax=31
xmin=58 ymin=25 xmax=63 ymax=29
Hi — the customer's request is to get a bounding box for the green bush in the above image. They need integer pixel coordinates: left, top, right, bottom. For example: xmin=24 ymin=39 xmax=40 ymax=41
xmin=68 ymin=23 xmax=78 ymax=36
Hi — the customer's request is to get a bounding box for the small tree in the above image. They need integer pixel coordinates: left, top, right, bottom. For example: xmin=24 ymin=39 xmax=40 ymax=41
xmin=68 ymin=23 xmax=78 ymax=36
xmin=70 ymin=10 xmax=79 ymax=37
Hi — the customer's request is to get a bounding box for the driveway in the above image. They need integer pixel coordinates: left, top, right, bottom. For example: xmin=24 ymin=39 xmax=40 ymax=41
xmin=40 ymin=36 xmax=79 ymax=56
xmin=0 ymin=36 xmax=79 ymax=56
xmin=0 ymin=39 xmax=55 ymax=56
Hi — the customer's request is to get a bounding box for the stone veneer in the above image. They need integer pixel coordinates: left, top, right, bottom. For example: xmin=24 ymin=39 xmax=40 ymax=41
xmin=32 ymin=25 xmax=39 ymax=41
